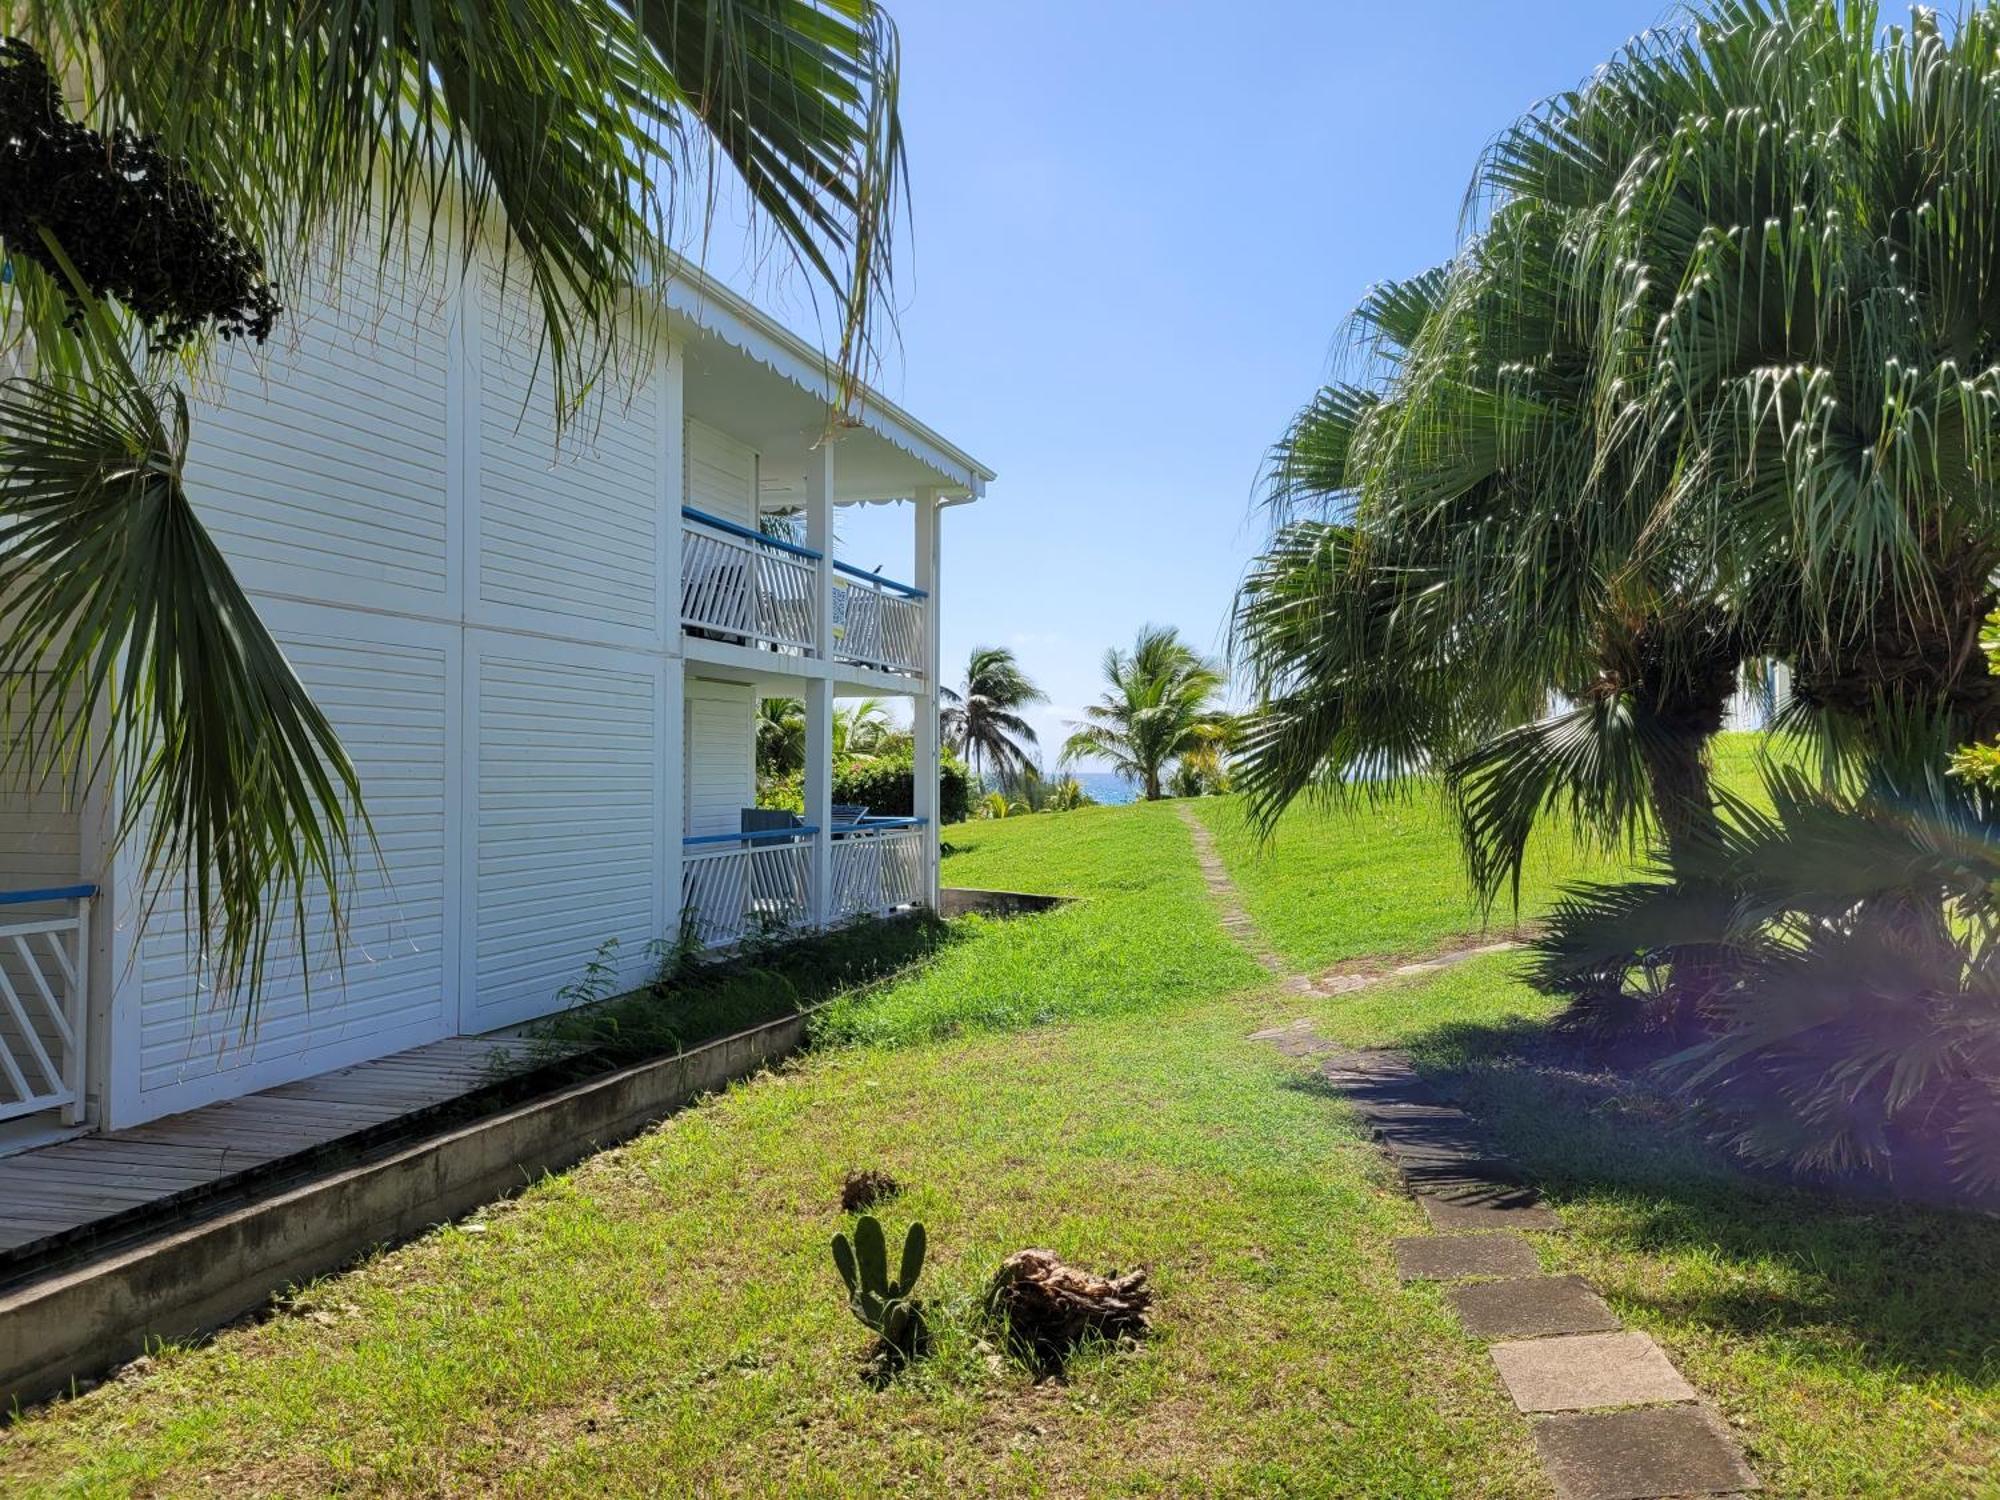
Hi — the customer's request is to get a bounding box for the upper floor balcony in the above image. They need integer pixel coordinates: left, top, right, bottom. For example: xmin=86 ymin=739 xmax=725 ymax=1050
xmin=678 ymin=505 xmax=928 ymax=679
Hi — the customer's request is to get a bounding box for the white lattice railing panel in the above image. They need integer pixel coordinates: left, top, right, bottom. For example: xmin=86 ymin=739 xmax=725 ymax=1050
xmin=831 ymin=574 xmax=925 ymax=676
xmin=680 ymin=837 xmax=814 ymax=949
xmin=681 ymin=512 xmax=818 ymax=654
xmin=0 ymin=887 xmax=92 ymax=1126
xmin=830 ymin=828 xmax=926 ymax=921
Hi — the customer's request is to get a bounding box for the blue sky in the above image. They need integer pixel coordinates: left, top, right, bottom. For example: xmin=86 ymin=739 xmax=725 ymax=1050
xmin=706 ymin=1 xmax=1675 ymax=765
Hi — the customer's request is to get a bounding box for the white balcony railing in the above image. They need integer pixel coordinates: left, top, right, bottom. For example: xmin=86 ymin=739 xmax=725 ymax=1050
xmin=0 ymin=884 xmax=92 ymax=1126
xmin=830 ymin=823 xmax=927 ymax=922
xmin=681 ymin=507 xmax=817 ymax=654
xmin=680 ymin=830 xmax=815 ymax=949
xmin=832 ymin=567 xmax=925 ymax=676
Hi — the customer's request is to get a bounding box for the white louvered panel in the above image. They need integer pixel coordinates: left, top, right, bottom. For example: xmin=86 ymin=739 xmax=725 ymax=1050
xmin=183 ymin=249 xmax=452 ymax=602
xmin=684 ymin=682 xmax=754 ymax=838
xmin=470 ymin=650 xmax=658 ymax=1028
xmin=0 ymin=681 xmax=80 ymax=894
xmin=134 ymin=629 xmax=451 ymax=1112
xmin=479 ymin=266 xmax=659 ymax=638
xmin=685 ymin=420 xmax=757 ymax=526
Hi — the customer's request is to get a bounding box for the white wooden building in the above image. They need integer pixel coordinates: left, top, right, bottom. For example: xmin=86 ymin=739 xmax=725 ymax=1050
xmin=0 ymin=244 xmax=989 ymax=1142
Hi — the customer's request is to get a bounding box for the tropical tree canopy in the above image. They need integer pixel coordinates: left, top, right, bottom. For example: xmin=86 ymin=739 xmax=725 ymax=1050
xmin=0 ymin=1 xmax=907 ymax=1002
xmin=1232 ymin=0 xmax=2000 ymax=1191
xmin=1235 ymin=0 xmax=2000 ymax=902
xmin=1062 ymin=624 xmax=1228 ymax=801
xmin=940 ymin=645 xmax=1045 ymax=791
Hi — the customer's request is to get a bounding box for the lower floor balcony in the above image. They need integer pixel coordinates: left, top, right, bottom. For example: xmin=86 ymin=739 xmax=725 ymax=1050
xmin=678 ymin=818 xmax=928 ymax=950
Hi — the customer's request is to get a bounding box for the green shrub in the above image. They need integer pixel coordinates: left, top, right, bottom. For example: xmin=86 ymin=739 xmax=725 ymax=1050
xmin=760 ymin=752 xmax=971 ymax=824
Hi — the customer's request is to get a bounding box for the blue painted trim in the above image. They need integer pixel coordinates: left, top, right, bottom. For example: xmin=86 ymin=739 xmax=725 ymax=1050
xmin=681 ymin=506 xmax=822 ymax=562
xmin=0 ymin=884 xmax=97 ymax=907
xmin=833 ymin=560 xmax=927 ymax=600
xmin=682 ymin=826 xmax=820 ymax=848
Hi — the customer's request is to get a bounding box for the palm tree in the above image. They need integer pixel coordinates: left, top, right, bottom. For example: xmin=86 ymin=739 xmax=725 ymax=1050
xmin=940 ymin=645 xmax=1044 ymax=792
xmin=0 ymin=3 xmax=907 ymax=999
xmin=1236 ymin=0 xmax=2000 ymax=896
xmin=1062 ymin=625 xmax=1227 ymax=801
xmin=1232 ymin=0 xmax=2000 ymax=1176
xmin=834 ymin=697 xmax=909 ymax=762
xmin=757 ymin=699 xmax=807 ymax=780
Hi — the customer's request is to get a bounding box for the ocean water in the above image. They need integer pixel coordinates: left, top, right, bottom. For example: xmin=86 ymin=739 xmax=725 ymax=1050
xmin=1071 ymin=770 xmax=1139 ymax=806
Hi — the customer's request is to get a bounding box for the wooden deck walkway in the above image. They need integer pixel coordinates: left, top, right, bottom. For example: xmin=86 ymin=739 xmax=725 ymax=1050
xmin=0 ymin=1036 xmax=546 ymax=1254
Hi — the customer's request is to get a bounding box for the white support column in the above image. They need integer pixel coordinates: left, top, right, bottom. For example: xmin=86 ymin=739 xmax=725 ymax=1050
xmin=663 ymin=655 xmax=686 ymax=940
xmin=805 ymin=442 xmax=836 ymax=924
xmin=805 ymin=676 xmax=835 ymax=926
xmin=913 ymin=487 xmax=944 ymax=908
xmin=807 ymin=442 xmax=836 ymax=662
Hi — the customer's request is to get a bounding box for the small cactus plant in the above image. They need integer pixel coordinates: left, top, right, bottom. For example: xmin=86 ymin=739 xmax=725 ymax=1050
xmin=831 ymin=1214 xmax=926 ymax=1355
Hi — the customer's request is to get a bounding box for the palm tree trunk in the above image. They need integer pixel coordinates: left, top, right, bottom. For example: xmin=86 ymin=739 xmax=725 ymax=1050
xmin=1632 ymin=688 xmax=1730 ymax=1036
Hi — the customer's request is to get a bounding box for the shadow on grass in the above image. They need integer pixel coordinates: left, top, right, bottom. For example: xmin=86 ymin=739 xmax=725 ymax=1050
xmin=1294 ymin=1021 xmax=2000 ymax=1385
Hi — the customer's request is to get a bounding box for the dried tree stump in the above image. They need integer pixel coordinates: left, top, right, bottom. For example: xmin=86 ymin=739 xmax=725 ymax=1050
xmin=985 ymin=1249 xmax=1152 ymax=1363
xmin=839 ymin=1169 xmax=900 ymax=1212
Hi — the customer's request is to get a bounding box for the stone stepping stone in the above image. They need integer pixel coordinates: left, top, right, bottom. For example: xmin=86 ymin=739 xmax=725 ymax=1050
xmin=1246 ymin=1020 xmax=1342 ymax=1057
xmin=1448 ymin=1275 xmax=1621 ymax=1339
xmin=1393 ymin=1232 xmax=1541 ymax=1282
xmin=1490 ymin=1331 xmax=1697 ymax=1413
xmin=1531 ymin=1406 xmax=1760 ymax=1499
xmin=1420 ymin=1189 xmax=1560 ymax=1232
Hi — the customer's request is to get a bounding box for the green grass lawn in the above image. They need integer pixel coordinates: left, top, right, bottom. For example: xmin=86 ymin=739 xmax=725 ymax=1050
xmin=816 ymin=799 xmax=1265 ymax=1047
xmin=1191 ymin=731 xmax=1783 ymax=971
xmin=2 ymin=759 xmax=1991 ymax=1497
xmin=1310 ymin=955 xmax=2000 ymax=1498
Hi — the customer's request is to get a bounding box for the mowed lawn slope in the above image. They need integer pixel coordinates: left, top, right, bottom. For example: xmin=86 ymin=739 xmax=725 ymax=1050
xmin=1192 ymin=732 xmax=1779 ymax=971
xmin=3 ymin=765 xmax=1991 ymax=1497
xmin=0 ymin=809 xmax=1531 ymax=1498
xmin=817 ymin=799 xmax=1265 ymax=1046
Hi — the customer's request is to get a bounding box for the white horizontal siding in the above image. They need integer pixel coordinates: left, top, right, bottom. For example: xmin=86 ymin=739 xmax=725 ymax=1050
xmin=686 ymin=420 xmax=757 ymax=527
xmin=183 ymin=251 xmax=452 ymax=603
xmin=478 ymin=266 xmax=660 ymax=636
xmin=0 ymin=684 xmax=80 ymax=895
xmin=469 ymin=648 xmax=659 ymax=1029
xmin=134 ymin=629 xmax=451 ymax=1107
xmin=685 ymin=680 xmax=754 ymax=838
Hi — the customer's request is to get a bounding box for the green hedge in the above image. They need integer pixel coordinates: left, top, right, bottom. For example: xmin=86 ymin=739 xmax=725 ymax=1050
xmin=759 ymin=751 xmax=970 ymax=824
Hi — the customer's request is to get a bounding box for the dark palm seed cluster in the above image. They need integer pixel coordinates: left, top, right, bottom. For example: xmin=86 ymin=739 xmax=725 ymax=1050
xmin=0 ymin=37 xmax=279 ymax=350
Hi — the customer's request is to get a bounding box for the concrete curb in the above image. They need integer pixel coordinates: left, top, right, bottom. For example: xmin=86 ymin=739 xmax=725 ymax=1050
xmin=1 ymin=1009 xmax=810 ymax=1410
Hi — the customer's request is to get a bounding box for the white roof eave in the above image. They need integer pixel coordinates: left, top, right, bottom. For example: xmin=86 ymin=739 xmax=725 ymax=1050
xmin=633 ymin=256 xmax=993 ymax=503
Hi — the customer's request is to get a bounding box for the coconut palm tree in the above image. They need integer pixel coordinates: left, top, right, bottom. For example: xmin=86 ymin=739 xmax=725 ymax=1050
xmin=835 ymin=697 xmax=909 ymax=761
xmin=759 ymin=695 xmax=909 ymax=777
xmin=1062 ymin=625 xmax=1227 ymax=802
xmin=940 ymin=645 xmax=1044 ymax=792
xmin=757 ymin=698 xmax=807 ymax=780
xmin=0 ymin=2 xmax=907 ymax=999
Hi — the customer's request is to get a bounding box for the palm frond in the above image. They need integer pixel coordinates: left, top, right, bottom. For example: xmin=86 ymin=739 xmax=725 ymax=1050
xmin=0 ymin=356 xmax=362 ymax=1003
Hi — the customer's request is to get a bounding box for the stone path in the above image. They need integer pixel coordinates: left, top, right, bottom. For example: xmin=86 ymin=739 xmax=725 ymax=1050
xmin=1175 ymin=804 xmax=1291 ymax=977
xmin=1251 ymin=1032 xmax=1761 ymax=1499
xmin=1190 ymin=815 xmax=1760 ymax=1495
xmin=1174 ymin=803 xmax=1521 ymax=991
